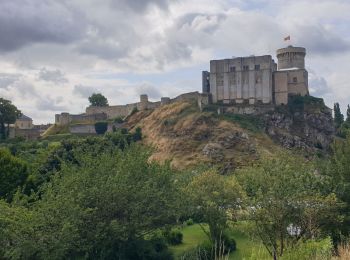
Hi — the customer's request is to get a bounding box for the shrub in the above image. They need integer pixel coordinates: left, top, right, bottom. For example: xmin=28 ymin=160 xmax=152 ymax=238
xmin=163 ymin=229 xmax=183 ymax=245
xmin=114 ymin=117 xmax=124 ymax=124
xmin=94 ymin=121 xmax=108 ymax=135
xmin=184 ymin=218 xmax=194 ymax=226
xmin=133 ymin=127 xmax=142 ymax=141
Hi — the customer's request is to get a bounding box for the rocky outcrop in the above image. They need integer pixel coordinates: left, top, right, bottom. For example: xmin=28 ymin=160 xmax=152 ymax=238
xmin=264 ymin=106 xmax=334 ymax=151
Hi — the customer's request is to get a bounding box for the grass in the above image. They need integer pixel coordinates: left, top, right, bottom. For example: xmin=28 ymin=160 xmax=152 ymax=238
xmin=170 ymin=224 xmax=209 ymax=258
xmin=170 ymin=224 xmax=270 ymax=260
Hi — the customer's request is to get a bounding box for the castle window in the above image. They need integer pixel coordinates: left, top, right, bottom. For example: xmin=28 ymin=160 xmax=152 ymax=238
xmin=229 ymin=66 xmax=236 ymax=72
xmin=243 ymin=65 xmax=249 ymax=71
xmin=255 ymin=64 xmax=260 ymax=70
xmin=293 ymin=77 xmax=297 ymax=83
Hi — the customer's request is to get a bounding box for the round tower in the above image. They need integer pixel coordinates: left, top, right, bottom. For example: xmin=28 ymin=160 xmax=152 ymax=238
xmin=276 ymin=45 xmax=306 ymax=70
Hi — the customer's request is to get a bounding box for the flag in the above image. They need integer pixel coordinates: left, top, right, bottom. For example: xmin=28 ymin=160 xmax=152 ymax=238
xmin=284 ymin=35 xmax=291 ymax=41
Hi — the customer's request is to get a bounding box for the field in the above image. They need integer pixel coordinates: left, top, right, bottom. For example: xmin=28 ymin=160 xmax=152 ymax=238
xmin=170 ymin=224 xmax=270 ymax=259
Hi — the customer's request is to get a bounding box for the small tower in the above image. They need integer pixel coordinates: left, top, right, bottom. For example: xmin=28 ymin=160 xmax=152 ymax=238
xmin=139 ymin=94 xmax=149 ymax=110
xmin=276 ymin=45 xmax=306 ymax=70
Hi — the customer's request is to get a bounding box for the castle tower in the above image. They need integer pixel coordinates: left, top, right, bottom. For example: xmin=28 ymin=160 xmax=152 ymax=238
xmin=276 ymin=46 xmax=306 ymax=70
xmin=139 ymin=94 xmax=149 ymax=110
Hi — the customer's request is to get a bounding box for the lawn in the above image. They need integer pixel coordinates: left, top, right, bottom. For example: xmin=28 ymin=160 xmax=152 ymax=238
xmin=170 ymin=223 xmax=270 ymax=260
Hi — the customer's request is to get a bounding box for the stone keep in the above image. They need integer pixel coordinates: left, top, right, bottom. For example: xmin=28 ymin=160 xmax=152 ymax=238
xmin=274 ymin=46 xmax=309 ymax=105
xmin=203 ymin=46 xmax=309 ymax=106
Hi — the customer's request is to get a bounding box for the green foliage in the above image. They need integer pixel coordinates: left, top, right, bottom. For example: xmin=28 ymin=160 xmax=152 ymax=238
xmin=133 ymin=127 xmax=142 ymax=141
xmin=114 ymin=116 xmax=124 ymax=123
xmin=0 ymin=145 xmax=180 ymax=259
xmin=88 ymin=93 xmax=108 ymax=107
xmin=163 ymin=229 xmax=183 ymax=245
xmin=281 ymin=237 xmax=333 ymax=260
xmin=321 ymin=135 xmax=350 ymax=243
xmin=334 ymin=102 xmax=344 ymax=129
xmin=0 ymin=148 xmax=28 ymax=201
xmin=0 ymin=98 xmax=21 ymax=139
xmin=220 ymin=114 xmax=265 ymax=132
xmin=237 ymin=152 xmax=340 ymax=259
xmin=94 ymin=121 xmax=108 ymax=134
xmin=184 ymin=218 xmax=194 ymax=226
xmin=186 ymin=170 xmax=244 ymax=242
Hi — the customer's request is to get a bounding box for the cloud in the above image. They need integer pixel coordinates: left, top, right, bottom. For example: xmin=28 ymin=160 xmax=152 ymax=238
xmin=0 ymin=73 xmax=21 ymax=89
xmin=135 ymin=84 xmax=162 ymax=99
xmin=38 ymin=68 xmax=68 ymax=84
xmin=36 ymin=96 xmax=68 ymax=111
xmin=73 ymin=84 xmax=100 ymax=98
xmin=308 ymin=70 xmax=332 ymax=97
xmin=110 ymin=0 xmax=171 ymax=12
xmin=0 ymin=0 xmax=87 ymax=52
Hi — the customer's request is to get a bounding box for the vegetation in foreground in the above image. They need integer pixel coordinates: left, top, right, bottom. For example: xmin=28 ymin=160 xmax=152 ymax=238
xmin=2 ymin=97 xmax=350 ymax=259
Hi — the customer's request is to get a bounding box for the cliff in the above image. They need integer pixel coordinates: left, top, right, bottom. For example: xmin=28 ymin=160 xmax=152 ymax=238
xmin=125 ymin=96 xmax=335 ymax=173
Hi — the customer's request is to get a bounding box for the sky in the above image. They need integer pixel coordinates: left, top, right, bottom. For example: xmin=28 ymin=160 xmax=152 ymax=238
xmin=0 ymin=0 xmax=349 ymax=124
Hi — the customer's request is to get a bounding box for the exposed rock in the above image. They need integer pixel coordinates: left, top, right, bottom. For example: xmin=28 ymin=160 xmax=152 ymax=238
xmin=264 ymin=106 xmax=334 ymax=151
xmin=202 ymin=143 xmax=224 ymax=161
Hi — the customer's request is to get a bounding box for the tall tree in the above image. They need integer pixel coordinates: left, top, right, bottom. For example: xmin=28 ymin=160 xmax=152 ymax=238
xmin=334 ymin=102 xmax=344 ymax=129
xmin=186 ymin=170 xmax=244 ymax=243
xmin=346 ymin=105 xmax=350 ymax=123
xmin=0 ymin=98 xmax=21 ymax=139
xmin=238 ymin=153 xmax=339 ymax=260
xmin=88 ymin=93 xmax=109 ymax=107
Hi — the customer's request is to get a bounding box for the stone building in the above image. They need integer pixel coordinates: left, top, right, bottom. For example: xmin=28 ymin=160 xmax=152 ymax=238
xmin=15 ymin=114 xmax=33 ymax=129
xmin=202 ymin=46 xmax=309 ymax=106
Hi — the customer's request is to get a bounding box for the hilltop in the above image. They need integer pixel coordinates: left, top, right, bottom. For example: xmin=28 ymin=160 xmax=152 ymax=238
xmin=124 ymin=96 xmax=334 ymax=172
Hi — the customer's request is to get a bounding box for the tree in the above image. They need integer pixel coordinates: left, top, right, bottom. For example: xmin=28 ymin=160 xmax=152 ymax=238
xmin=321 ymin=135 xmax=350 ymax=243
xmin=88 ymin=93 xmax=108 ymax=107
xmin=0 ymin=148 xmax=28 ymax=201
xmin=0 ymin=145 xmax=181 ymax=259
xmin=237 ymin=153 xmax=339 ymax=260
xmin=0 ymin=98 xmax=21 ymax=139
xmin=347 ymin=105 xmax=350 ymax=123
xmin=186 ymin=170 xmax=244 ymax=243
xmin=334 ymin=102 xmax=344 ymax=129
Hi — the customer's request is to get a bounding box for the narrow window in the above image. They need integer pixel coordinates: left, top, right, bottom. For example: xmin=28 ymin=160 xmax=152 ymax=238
xmin=255 ymin=64 xmax=260 ymax=70
xmin=243 ymin=65 xmax=249 ymax=71
xmin=230 ymin=66 xmax=236 ymax=72
xmin=293 ymin=77 xmax=297 ymax=83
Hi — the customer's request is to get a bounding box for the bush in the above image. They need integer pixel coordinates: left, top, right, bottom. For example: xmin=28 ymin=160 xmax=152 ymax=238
xmin=94 ymin=121 xmax=108 ymax=135
xmin=163 ymin=229 xmax=183 ymax=245
xmin=114 ymin=117 xmax=124 ymax=124
xmin=184 ymin=218 xmax=194 ymax=226
xmin=133 ymin=127 xmax=142 ymax=141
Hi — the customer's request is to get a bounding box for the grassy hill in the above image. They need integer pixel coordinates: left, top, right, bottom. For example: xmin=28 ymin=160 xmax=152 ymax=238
xmin=125 ymin=100 xmax=284 ymax=172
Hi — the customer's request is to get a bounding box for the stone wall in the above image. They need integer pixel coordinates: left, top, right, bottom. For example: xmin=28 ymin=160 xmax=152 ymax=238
xmin=55 ymin=112 xmax=107 ymax=125
xmin=86 ymin=93 xmax=201 ymax=120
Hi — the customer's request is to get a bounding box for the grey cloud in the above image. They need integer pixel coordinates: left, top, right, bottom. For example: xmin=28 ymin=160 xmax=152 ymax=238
xmin=78 ymin=39 xmax=130 ymax=60
xmin=38 ymin=68 xmax=68 ymax=84
xmin=0 ymin=73 xmax=21 ymax=89
xmin=73 ymin=84 xmax=99 ymax=98
xmin=296 ymin=25 xmax=350 ymax=55
xmin=36 ymin=96 xmax=68 ymax=111
xmin=0 ymin=0 xmax=87 ymax=52
xmin=110 ymin=0 xmax=171 ymax=12
xmin=136 ymin=84 xmax=162 ymax=99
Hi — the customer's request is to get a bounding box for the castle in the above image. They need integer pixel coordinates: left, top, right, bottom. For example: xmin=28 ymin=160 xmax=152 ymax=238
xmin=202 ymin=45 xmax=309 ymax=105
xmin=51 ymin=45 xmax=310 ymax=135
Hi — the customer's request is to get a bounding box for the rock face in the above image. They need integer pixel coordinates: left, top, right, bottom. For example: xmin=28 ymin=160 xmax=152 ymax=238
xmin=264 ymin=105 xmax=334 ymax=151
